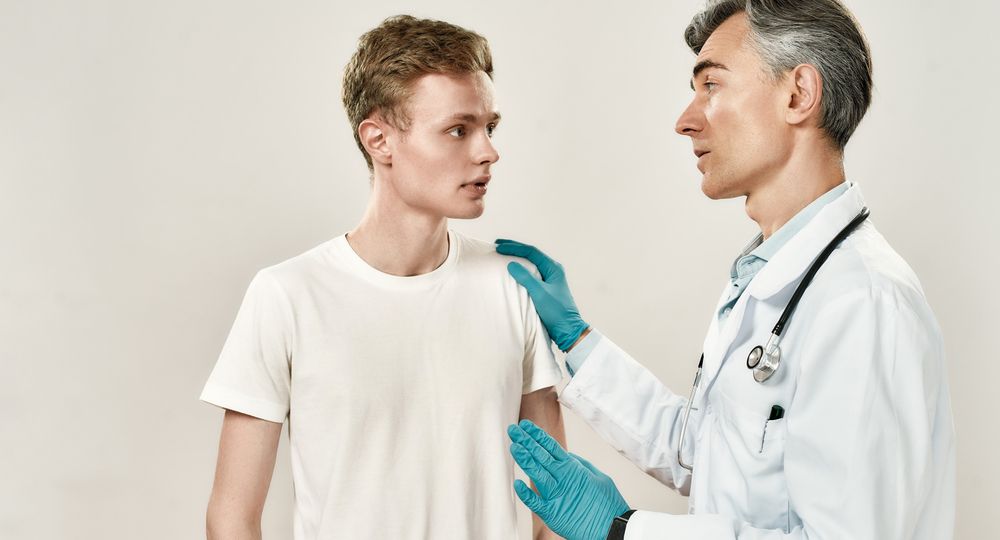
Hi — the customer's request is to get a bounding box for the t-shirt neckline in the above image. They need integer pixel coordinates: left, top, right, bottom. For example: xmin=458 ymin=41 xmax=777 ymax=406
xmin=333 ymin=230 xmax=460 ymax=288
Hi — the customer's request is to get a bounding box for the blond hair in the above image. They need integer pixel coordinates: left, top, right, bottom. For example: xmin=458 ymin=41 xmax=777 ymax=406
xmin=342 ymin=15 xmax=493 ymax=170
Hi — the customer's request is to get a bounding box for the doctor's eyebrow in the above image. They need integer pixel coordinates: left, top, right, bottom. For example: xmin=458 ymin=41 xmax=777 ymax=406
xmin=689 ymin=60 xmax=729 ymax=90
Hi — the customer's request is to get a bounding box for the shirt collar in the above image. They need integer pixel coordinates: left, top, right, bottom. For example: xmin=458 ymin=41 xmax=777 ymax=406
xmin=745 ymin=181 xmax=867 ymax=300
xmin=731 ymin=181 xmax=850 ymax=280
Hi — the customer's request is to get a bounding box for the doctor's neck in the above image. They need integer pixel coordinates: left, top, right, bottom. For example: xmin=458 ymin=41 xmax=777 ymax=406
xmin=744 ymin=143 xmax=846 ymax=240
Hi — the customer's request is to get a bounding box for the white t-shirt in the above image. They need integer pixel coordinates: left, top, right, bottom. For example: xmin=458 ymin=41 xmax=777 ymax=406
xmin=200 ymin=230 xmax=562 ymax=539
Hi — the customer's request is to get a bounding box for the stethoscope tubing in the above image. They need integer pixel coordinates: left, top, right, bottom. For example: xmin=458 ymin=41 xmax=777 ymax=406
xmin=770 ymin=207 xmax=870 ymax=337
xmin=677 ymin=207 xmax=870 ymax=472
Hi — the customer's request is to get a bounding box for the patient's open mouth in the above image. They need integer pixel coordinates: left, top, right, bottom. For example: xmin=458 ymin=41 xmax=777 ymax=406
xmin=463 ymin=176 xmax=490 ymax=195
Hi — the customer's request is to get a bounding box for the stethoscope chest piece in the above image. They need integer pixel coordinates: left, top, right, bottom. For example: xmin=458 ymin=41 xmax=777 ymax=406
xmin=746 ymin=341 xmax=780 ymax=383
xmin=744 ymin=206 xmax=870 ymax=385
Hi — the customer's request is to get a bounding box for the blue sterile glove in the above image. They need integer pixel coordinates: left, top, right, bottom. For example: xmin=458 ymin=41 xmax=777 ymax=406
xmin=508 ymin=420 xmax=629 ymax=540
xmin=494 ymin=239 xmax=588 ymax=351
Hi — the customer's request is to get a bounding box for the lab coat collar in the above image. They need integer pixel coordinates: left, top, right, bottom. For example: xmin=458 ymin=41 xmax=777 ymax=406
xmin=744 ymin=182 xmax=867 ymax=301
xmin=697 ymin=182 xmax=867 ymax=400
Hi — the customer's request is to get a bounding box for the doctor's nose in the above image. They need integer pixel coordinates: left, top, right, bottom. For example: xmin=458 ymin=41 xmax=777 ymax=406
xmin=675 ymin=99 xmax=703 ymax=137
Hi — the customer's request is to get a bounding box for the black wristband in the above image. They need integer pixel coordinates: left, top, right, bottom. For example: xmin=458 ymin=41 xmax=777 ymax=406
xmin=606 ymin=509 xmax=637 ymax=540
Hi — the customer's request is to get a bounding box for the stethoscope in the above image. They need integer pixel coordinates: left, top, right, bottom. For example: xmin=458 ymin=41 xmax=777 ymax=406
xmin=677 ymin=207 xmax=870 ymax=472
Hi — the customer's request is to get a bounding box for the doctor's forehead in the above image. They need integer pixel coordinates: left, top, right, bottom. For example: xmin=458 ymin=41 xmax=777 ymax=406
xmin=689 ymin=14 xmax=768 ymax=89
xmin=699 ymin=12 xmax=751 ymax=58
xmin=694 ymin=14 xmax=753 ymax=69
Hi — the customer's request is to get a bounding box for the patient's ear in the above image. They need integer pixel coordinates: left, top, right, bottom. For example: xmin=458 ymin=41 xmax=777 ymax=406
xmin=785 ymin=63 xmax=823 ymax=127
xmin=358 ymin=117 xmax=392 ymax=166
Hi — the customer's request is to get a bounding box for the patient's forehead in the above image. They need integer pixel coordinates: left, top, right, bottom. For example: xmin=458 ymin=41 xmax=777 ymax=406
xmin=406 ymin=72 xmax=497 ymax=123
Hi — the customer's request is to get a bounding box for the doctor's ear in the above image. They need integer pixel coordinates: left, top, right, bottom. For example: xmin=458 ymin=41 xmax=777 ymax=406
xmin=784 ymin=63 xmax=823 ymax=127
xmin=358 ymin=117 xmax=393 ymax=166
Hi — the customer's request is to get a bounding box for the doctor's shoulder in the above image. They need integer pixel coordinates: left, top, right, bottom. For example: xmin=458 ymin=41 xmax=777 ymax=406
xmin=809 ymin=222 xmax=941 ymax=333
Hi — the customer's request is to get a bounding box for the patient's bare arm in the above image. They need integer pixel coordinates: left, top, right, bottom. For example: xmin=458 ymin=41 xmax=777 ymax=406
xmin=206 ymin=409 xmax=282 ymax=540
xmin=519 ymin=386 xmax=566 ymax=540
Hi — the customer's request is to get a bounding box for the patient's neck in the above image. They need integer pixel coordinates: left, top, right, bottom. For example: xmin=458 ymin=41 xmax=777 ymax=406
xmin=347 ymin=178 xmax=450 ymax=277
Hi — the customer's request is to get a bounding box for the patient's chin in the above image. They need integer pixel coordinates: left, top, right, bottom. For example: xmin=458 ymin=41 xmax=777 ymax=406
xmin=449 ymin=202 xmax=486 ymax=220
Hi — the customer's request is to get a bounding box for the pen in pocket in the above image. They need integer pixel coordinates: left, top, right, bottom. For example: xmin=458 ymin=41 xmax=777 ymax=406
xmin=769 ymin=405 xmax=785 ymax=420
xmin=760 ymin=405 xmax=785 ymax=453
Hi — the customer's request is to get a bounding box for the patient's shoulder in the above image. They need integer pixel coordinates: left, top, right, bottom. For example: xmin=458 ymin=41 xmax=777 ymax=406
xmin=452 ymin=231 xmax=542 ymax=277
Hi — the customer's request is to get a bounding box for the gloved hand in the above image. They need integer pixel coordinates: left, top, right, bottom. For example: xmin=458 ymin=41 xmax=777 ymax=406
xmin=508 ymin=420 xmax=630 ymax=540
xmin=494 ymin=239 xmax=589 ymax=351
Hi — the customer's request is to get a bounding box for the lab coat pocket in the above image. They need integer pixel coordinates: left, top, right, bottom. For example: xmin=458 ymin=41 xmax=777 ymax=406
xmin=759 ymin=417 xmax=787 ymax=453
xmin=714 ymin=390 xmax=790 ymax=531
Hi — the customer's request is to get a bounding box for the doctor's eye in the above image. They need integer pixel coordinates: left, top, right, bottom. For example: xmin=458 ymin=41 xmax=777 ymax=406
xmin=447 ymin=126 xmax=466 ymax=138
xmin=486 ymin=123 xmax=497 ymax=138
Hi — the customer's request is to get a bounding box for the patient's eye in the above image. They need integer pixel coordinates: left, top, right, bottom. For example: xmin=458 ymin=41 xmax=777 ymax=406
xmin=447 ymin=126 xmax=466 ymax=138
xmin=486 ymin=123 xmax=497 ymax=138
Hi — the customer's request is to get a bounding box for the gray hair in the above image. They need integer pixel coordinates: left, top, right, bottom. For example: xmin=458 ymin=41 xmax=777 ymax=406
xmin=685 ymin=0 xmax=873 ymax=150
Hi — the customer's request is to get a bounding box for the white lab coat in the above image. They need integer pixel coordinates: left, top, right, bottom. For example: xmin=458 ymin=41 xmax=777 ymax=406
xmin=558 ymin=184 xmax=955 ymax=539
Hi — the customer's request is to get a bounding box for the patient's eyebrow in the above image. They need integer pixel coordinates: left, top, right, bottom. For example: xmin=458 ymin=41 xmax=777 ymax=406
xmin=447 ymin=112 xmax=502 ymax=123
xmin=689 ymin=60 xmax=729 ymax=90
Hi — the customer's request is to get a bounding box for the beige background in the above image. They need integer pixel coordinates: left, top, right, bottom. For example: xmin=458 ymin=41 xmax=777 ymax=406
xmin=2 ymin=0 xmax=997 ymax=538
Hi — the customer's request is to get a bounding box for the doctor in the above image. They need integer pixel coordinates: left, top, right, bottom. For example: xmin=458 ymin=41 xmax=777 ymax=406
xmin=495 ymin=1 xmax=955 ymax=538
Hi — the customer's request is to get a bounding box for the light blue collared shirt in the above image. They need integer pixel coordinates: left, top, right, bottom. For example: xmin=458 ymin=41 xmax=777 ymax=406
xmin=717 ymin=181 xmax=849 ymax=326
xmin=565 ymin=182 xmax=850 ymax=375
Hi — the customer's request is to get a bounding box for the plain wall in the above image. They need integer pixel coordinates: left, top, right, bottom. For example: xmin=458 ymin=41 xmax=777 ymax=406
xmin=1 ymin=0 xmax=996 ymax=538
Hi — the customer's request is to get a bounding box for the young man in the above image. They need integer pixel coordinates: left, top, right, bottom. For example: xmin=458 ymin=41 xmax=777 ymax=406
xmin=201 ymin=15 xmax=565 ymax=540
xmin=497 ymin=1 xmax=954 ymax=539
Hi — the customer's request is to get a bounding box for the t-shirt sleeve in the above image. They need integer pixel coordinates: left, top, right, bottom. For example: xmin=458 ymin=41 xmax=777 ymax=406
xmin=520 ymin=270 xmax=563 ymax=394
xmin=199 ymin=270 xmax=293 ymax=423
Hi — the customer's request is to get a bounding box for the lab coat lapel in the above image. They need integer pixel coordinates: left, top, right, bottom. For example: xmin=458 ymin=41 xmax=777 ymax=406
xmin=698 ymin=183 xmax=868 ymax=394
xmin=699 ymin=283 xmax=730 ymax=382
xmin=700 ymin=282 xmax=754 ymax=395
